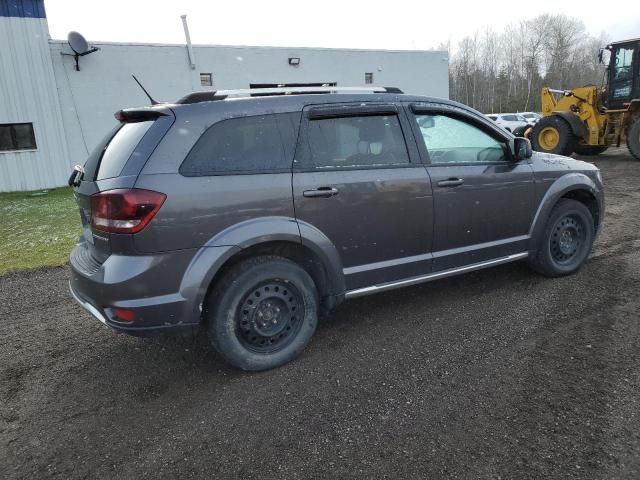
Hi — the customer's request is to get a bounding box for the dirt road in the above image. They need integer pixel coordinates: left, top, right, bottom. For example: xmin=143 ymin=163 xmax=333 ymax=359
xmin=1 ymin=149 xmax=639 ymax=479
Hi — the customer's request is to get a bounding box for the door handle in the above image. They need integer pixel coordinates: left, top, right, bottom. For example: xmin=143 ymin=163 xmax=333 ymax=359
xmin=437 ymin=178 xmax=464 ymax=187
xmin=303 ymin=187 xmax=339 ymax=198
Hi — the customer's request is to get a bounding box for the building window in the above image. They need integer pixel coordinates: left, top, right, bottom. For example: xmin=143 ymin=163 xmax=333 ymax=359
xmin=365 ymin=72 xmax=374 ymax=84
xmin=0 ymin=123 xmax=37 ymax=152
xmin=200 ymin=73 xmax=213 ymax=87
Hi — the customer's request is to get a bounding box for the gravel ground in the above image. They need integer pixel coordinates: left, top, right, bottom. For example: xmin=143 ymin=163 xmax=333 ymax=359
xmin=1 ymin=148 xmax=640 ymax=479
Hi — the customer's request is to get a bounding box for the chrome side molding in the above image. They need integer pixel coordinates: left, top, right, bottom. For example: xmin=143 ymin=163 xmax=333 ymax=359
xmin=344 ymin=252 xmax=529 ymax=299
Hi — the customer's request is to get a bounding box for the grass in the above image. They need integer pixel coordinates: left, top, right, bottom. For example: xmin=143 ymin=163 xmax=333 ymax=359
xmin=0 ymin=187 xmax=81 ymax=274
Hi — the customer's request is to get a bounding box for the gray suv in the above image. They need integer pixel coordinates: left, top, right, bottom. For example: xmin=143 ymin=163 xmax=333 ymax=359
xmin=69 ymin=86 xmax=604 ymax=371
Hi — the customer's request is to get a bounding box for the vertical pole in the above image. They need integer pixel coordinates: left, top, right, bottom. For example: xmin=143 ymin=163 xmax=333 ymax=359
xmin=181 ymin=15 xmax=196 ymax=70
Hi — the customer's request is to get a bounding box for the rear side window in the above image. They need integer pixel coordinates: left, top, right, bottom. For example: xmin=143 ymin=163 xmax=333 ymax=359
xmin=299 ymin=115 xmax=409 ymax=169
xmin=180 ymin=113 xmax=296 ymax=176
xmin=84 ymin=121 xmax=153 ymax=181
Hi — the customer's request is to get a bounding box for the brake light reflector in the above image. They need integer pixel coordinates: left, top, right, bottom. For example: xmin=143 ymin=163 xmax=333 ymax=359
xmin=90 ymin=189 xmax=166 ymax=234
xmin=112 ymin=308 xmax=136 ymax=323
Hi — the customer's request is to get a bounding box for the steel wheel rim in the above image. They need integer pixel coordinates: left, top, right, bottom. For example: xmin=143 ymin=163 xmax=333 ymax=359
xmin=539 ymin=126 xmax=560 ymax=150
xmin=550 ymin=214 xmax=585 ymax=265
xmin=236 ymin=280 xmax=304 ymax=354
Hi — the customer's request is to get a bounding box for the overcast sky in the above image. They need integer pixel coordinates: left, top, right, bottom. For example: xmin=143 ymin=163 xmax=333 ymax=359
xmin=46 ymin=0 xmax=640 ymax=51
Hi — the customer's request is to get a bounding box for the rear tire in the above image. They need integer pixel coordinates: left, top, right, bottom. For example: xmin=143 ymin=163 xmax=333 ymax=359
xmin=528 ymin=199 xmax=595 ymax=277
xmin=627 ymin=117 xmax=640 ymax=161
xmin=205 ymin=255 xmax=318 ymax=371
xmin=530 ymin=116 xmax=576 ymax=156
xmin=573 ymin=144 xmax=608 ymax=156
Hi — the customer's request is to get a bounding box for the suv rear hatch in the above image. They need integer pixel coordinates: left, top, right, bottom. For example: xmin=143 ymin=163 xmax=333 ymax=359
xmin=71 ymin=107 xmax=174 ymax=269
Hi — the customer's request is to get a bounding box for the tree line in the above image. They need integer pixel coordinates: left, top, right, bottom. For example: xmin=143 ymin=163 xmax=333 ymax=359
xmin=447 ymin=14 xmax=609 ymax=114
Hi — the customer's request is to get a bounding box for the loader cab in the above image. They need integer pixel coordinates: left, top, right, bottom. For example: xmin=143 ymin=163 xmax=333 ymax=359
xmin=605 ymin=39 xmax=640 ymax=109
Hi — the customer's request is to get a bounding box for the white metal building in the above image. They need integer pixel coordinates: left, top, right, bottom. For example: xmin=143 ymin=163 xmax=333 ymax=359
xmin=0 ymin=0 xmax=449 ymax=192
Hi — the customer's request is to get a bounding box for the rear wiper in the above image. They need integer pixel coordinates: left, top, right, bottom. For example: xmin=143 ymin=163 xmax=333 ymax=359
xmin=68 ymin=164 xmax=85 ymax=187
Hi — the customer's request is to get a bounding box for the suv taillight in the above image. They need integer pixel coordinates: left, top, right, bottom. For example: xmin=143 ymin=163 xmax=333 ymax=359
xmin=90 ymin=189 xmax=166 ymax=234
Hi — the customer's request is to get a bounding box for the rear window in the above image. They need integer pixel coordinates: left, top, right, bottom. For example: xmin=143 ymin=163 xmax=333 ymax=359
xmin=180 ymin=113 xmax=298 ymax=176
xmin=84 ymin=121 xmax=153 ymax=181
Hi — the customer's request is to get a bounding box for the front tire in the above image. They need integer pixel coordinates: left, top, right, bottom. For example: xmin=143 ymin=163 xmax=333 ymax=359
xmin=528 ymin=199 xmax=595 ymax=277
xmin=530 ymin=116 xmax=576 ymax=156
xmin=206 ymin=256 xmax=318 ymax=371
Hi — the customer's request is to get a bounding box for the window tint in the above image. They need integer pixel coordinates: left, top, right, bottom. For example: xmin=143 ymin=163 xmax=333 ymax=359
xmin=502 ymin=114 xmax=518 ymax=121
xmin=611 ymin=47 xmax=634 ymax=99
xmin=415 ymin=114 xmax=507 ymax=164
xmin=0 ymin=123 xmax=36 ymax=151
xmin=180 ymin=114 xmax=291 ymax=176
xmin=96 ymin=121 xmax=153 ymax=180
xmin=302 ymin=114 xmax=409 ymax=169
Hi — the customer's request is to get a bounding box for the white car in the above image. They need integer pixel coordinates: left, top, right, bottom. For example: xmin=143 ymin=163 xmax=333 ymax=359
xmin=485 ymin=113 xmax=529 ymax=133
xmin=519 ymin=112 xmax=542 ymax=125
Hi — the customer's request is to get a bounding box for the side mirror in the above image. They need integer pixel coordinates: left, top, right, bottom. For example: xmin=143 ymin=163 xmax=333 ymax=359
xmin=418 ymin=116 xmax=435 ymax=128
xmin=512 ymin=137 xmax=532 ymax=160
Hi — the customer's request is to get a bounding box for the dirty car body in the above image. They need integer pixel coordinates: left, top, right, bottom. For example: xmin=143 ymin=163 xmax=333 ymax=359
xmin=69 ymin=88 xmax=604 ymax=369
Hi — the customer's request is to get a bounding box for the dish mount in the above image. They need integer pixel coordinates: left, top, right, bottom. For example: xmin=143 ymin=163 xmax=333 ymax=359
xmin=62 ymin=31 xmax=99 ymax=71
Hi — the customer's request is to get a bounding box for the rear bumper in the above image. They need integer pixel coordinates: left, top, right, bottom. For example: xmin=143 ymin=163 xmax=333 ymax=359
xmin=69 ymin=241 xmax=204 ymax=336
xmin=68 ymin=281 xmax=196 ymax=336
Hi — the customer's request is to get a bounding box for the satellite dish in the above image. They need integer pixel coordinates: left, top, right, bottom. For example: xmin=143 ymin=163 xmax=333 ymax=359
xmin=62 ymin=31 xmax=99 ymax=71
xmin=68 ymin=31 xmax=89 ymax=55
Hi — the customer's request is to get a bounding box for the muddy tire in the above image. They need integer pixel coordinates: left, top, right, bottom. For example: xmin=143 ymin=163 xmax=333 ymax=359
xmin=573 ymin=144 xmax=608 ymax=156
xmin=530 ymin=116 xmax=576 ymax=156
xmin=528 ymin=199 xmax=595 ymax=277
xmin=627 ymin=117 xmax=640 ymax=161
xmin=205 ymin=255 xmax=318 ymax=371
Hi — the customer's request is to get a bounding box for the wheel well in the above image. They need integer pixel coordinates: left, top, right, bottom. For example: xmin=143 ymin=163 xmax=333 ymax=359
xmin=561 ymin=189 xmax=600 ymax=229
xmin=209 ymin=240 xmax=332 ymax=302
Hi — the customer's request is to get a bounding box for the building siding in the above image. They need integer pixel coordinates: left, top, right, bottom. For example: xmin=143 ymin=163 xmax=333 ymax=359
xmin=49 ymin=41 xmax=449 ymax=177
xmin=0 ymin=15 xmax=70 ymax=191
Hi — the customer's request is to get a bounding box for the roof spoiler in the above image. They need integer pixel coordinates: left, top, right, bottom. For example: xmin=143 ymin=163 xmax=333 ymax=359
xmin=114 ymin=107 xmax=170 ymax=123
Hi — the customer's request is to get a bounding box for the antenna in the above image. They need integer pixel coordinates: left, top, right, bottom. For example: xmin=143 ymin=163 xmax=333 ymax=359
xmin=132 ymin=75 xmax=160 ymax=105
xmin=62 ymin=31 xmax=99 ymax=71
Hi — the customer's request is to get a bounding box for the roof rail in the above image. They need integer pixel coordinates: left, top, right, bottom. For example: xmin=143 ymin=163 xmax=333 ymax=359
xmin=176 ymin=86 xmax=403 ymax=104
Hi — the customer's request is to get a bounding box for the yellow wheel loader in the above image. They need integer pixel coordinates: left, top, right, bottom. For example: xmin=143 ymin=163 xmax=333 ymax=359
xmin=529 ymin=38 xmax=640 ymax=159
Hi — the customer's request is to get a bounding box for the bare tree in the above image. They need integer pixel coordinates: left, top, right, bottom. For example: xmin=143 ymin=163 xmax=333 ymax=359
xmin=449 ymin=14 xmax=608 ymax=113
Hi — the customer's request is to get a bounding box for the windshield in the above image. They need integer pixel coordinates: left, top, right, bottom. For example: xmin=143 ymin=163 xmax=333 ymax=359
xmin=610 ymin=46 xmax=635 ymax=99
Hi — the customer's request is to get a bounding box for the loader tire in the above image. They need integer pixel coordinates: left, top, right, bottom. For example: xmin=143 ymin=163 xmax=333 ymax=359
xmin=627 ymin=118 xmax=640 ymax=161
xmin=573 ymin=144 xmax=608 ymax=156
xmin=531 ymin=116 xmax=576 ymax=156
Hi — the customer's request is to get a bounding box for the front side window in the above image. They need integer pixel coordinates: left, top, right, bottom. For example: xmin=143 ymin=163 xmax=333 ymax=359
xmin=0 ymin=123 xmax=36 ymax=151
xmin=611 ymin=47 xmax=635 ymax=99
xmin=415 ymin=114 xmax=507 ymax=164
xmin=302 ymin=114 xmax=409 ymax=169
xmin=180 ymin=114 xmax=290 ymax=176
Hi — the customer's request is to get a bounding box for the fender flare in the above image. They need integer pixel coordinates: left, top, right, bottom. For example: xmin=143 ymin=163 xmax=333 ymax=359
xmin=179 ymin=216 xmax=345 ymax=320
xmin=527 ymin=173 xmax=601 ymax=255
xmin=553 ymin=111 xmax=588 ymax=140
